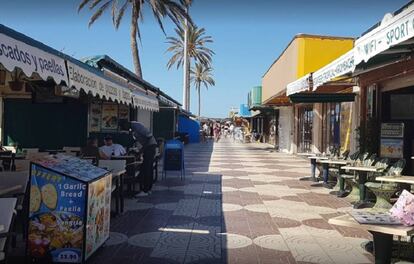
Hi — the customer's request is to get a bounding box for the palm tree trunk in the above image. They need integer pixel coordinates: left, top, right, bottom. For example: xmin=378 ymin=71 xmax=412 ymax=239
xmin=131 ymin=3 xmax=142 ymax=78
xmin=182 ymin=5 xmax=190 ymax=111
xmin=198 ymin=86 xmax=201 ymax=118
xmin=186 ymin=60 xmax=191 ymax=109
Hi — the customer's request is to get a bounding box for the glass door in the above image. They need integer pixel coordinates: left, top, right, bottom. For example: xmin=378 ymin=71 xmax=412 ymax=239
xmin=329 ymin=103 xmax=341 ymax=151
xmin=299 ymin=107 xmax=313 ymax=153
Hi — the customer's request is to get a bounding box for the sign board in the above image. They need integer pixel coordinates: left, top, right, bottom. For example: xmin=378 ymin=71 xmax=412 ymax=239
xmin=67 ymin=61 xmax=105 ymax=98
xmin=286 ymin=74 xmax=311 ymax=96
xmin=380 ymin=138 xmax=404 ymax=158
xmin=29 ymin=164 xmax=86 ymax=263
xmin=381 ymin=123 xmax=404 ymax=138
xmin=354 ymin=4 xmax=414 ymax=64
xmin=0 ymin=33 xmax=67 ymax=84
xmin=67 ymin=61 xmax=132 ymax=105
xmin=313 ymin=50 xmax=355 ymax=90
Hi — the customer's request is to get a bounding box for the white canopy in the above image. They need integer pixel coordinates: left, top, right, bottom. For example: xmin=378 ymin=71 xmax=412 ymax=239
xmin=0 ymin=32 xmax=68 ymax=84
xmin=312 ymin=49 xmax=355 ymax=90
xmin=67 ymin=60 xmax=133 ymax=105
xmin=286 ymin=73 xmax=311 ymax=96
xmin=131 ymin=90 xmax=159 ymax=112
xmin=354 ymin=4 xmax=414 ymax=64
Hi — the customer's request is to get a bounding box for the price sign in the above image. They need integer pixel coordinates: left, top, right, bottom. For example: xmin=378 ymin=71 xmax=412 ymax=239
xmin=57 ymin=250 xmax=80 ymax=263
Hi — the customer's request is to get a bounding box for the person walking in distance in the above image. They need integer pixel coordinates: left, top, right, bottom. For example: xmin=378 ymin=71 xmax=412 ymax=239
xmin=213 ymin=123 xmax=221 ymax=142
xmin=120 ymin=120 xmax=157 ymax=197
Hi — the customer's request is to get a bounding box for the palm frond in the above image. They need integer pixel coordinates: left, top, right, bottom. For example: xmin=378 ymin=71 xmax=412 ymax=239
xmin=78 ymin=0 xmax=92 ymax=12
xmin=114 ymin=0 xmax=128 ymax=29
xmin=88 ymin=0 xmax=112 ymax=27
xmin=90 ymin=0 xmax=105 ymax=9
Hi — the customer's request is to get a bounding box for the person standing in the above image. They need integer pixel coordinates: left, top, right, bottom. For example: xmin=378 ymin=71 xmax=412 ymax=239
xmin=120 ymin=121 xmax=157 ymax=197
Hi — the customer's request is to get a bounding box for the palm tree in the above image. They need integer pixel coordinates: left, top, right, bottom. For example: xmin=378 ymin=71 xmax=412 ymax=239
xmin=166 ymin=25 xmax=214 ymax=69
xmin=190 ymin=63 xmax=215 ymax=118
xmin=78 ymin=0 xmax=191 ymax=78
xmin=166 ymin=24 xmax=214 ymax=111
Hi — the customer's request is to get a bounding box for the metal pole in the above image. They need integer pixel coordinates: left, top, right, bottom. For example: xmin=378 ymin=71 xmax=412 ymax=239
xmin=182 ymin=5 xmax=190 ymax=111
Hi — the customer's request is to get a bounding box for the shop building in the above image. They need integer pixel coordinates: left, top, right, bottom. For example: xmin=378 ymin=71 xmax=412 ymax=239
xmin=0 ymin=24 xmax=180 ymax=150
xmin=248 ymin=86 xmax=277 ymax=144
xmin=262 ymin=34 xmax=354 ymax=153
xmin=284 ymin=1 xmax=414 ymax=168
xmin=352 ymin=2 xmax=414 ymax=173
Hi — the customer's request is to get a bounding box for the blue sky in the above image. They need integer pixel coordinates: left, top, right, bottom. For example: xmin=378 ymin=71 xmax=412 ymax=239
xmin=0 ymin=0 xmax=409 ymax=117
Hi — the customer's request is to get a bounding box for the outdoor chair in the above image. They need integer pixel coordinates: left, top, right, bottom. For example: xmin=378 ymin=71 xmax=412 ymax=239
xmin=347 ymin=153 xmax=377 ymax=196
xmin=1 ymin=146 xmax=16 ymax=154
xmin=326 ymin=150 xmax=351 ymax=191
xmin=98 ymin=160 xmax=126 ymax=215
xmin=13 ymin=159 xmax=30 ymax=172
xmin=25 ymin=152 xmax=49 ymax=161
xmin=21 ymin=148 xmax=39 ymax=154
xmin=113 ymin=155 xmax=141 ymax=197
xmin=365 ymin=159 xmax=406 ymax=210
xmin=340 ymin=152 xmax=370 ymax=201
xmin=0 ymin=172 xmax=30 ymax=246
xmin=63 ymin=147 xmax=81 ymax=156
xmin=153 ymin=138 xmax=165 ymax=183
xmin=0 ymin=198 xmax=17 ymax=263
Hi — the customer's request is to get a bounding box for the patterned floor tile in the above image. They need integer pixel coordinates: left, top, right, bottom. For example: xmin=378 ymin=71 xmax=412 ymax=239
xmin=78 ymin=139 xmax=373 ymax=264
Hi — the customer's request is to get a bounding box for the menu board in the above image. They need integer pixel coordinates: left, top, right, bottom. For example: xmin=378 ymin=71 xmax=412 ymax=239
xmin=118 ymin=104 xmax=129 ymax=120
xmin=89 ymin=103 xmax=102 ymax=133
xmin=85 ymin=175 xmax=111 ymax=259
xmin=101 ymin=103 xmax=118 ymax=131
xmin=380 ymin=138 xmax=404 ymax=158
xmin=381 ymin=123 xmax=404 ymax=138
xmin=29 ymin=164 xmax=86 ymax=263
xmin=36 ymin=154 xmax=107 ymax=182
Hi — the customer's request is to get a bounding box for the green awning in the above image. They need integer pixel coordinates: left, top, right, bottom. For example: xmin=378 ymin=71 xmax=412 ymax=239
xmin=289 ymin=93 xmax=356 ymax=103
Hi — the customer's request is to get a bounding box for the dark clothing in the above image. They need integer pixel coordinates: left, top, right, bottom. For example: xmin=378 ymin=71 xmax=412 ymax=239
xmin=130 ymin=122 xmax=157 ymax=192
xmin=81 ymin=146 xmax=100 ymax=161
xmin=139 ymin=144 xmax=156 ymax=192
xmin=130 ymin=122 xmax=157 ymax=148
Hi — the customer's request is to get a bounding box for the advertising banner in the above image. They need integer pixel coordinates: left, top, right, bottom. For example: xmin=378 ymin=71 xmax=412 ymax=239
xmin=355 ymin=5 xmax=414 ymax=64
xmin=67 ymin=61 xmax=105 ymax=98
xmin=0 ymin=33 xmax=67 ymax=84
xmin=286 ymin=74 xmax=311 ymax=96
xmin=312 ymin=50 xmax=355 ymax=90
xmin=29 ymin=164 xmax=86 ymax=263
xmin=85 ymin=175 xmax=111 ymax=259
xmin=101 ymin=103 xmax=118 ymax=131
xmin=380 ymin=138 xmax=404 ymax=158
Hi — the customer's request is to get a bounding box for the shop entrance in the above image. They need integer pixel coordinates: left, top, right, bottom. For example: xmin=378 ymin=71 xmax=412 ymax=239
xmin=382 ymin=87 xmax=414 ymax=173
xmin=329 ymin=103 xmax=341 ymax=150
xmin=298 ymin=106 xmax=313 ymax=153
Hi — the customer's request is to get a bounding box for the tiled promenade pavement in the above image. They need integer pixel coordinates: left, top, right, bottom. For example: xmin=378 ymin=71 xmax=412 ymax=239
xmin=89 ymin=139 xmax=374 ymax=264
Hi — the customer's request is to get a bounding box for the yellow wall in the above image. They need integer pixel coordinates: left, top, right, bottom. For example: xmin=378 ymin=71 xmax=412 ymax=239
xmin=297 ymin=36 xmax=354 ymax=78
xmin=262 ymin=34 xmax=354 ymax=104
